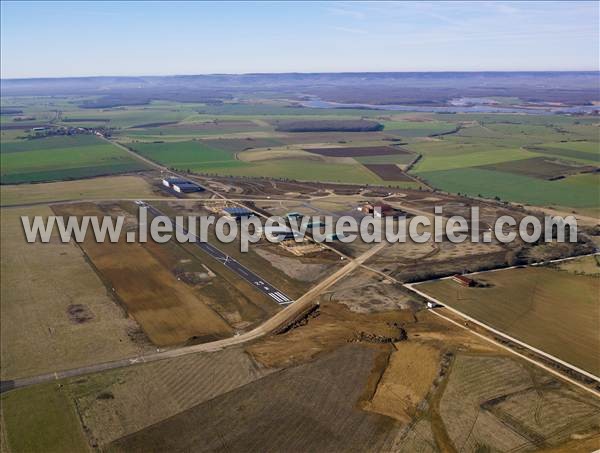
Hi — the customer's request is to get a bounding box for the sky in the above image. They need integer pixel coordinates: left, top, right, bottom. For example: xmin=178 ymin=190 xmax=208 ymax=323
xmin=1 ymin=1 xmax=598 ymax=78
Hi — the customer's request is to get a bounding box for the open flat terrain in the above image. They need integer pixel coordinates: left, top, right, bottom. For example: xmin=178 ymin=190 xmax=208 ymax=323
xmin=0 ymin=206 xmax=147 ymax=380
xmin=0 ymin=135 xmax=148 ymax=184
xmin=0 ymin=174 xmax=165 ymax=206
xmin=1 ymin=83 xmax=599 ymax=453
xmin=3 ymin=96 xmax=597 ymax=212
xmin=415 ymin=260 xmax=600 ymax=375
xmin=52 ymin=202 xmax=235 ymax=346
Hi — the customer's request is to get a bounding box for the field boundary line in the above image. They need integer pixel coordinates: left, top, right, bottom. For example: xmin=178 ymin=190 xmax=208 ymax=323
xmin=0 ymin=241 xmax=387 ymax=394
xmin=404 ymin=281 xmax=600 ymax=384
xmin=424 ymin=307 xmax=600 ymax=398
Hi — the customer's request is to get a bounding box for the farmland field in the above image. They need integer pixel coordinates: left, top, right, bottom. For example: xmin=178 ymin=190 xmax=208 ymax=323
xmin=0 ymin=174 xmax=164 ymax=206
xmin=107 ymin=345 xmax=399 ymax=452
xmin=1 ymin=135 xmax=148 ymax=184
xmin=51 ymin=202 xmax=236 ymax=346
xmin=476 ymin=156 xmax=596 ymax=180
xmin=3 ymin=97 xmax=595 ymax=211
xmin=128 ymin=140 xmax=419 ymax=185
xmin=364 ymin=163 xmax=414 ymax=181
xmin=416 ymin=167 xmax=600 ymax=208
xmin=408 ymin=116 xmax=599 ymax=210
xmin=415 ymin=262 xmax=600 ymax=375
xmin=0 ymin=206 xmax=146 ymax=380
xmin=304 ymin=145 xmax=410 ymax=157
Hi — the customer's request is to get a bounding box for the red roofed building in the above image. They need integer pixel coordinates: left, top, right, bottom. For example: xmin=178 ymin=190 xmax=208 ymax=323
xmin=452 ymin=274 xmax=476 ymax=287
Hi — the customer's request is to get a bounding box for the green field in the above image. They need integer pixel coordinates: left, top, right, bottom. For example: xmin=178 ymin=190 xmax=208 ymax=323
xmin=1 ymin=383 xmax=89 ymax=453
xmin=408 ymin=116 xmax=599 ymax=209
xmin=1 ymin=135 xmax=148 ymax=184
xmin=418 ymin=167 xmax=599 ymax=207
xmin=1 ymin=97 xmax=597 ymax=209
xmin=416 ymin=263 xmax=600 ymax=375
xmin=128 ymin=140 xmax=417 ymax=185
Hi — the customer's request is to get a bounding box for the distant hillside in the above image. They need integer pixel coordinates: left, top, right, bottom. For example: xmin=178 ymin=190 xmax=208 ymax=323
xmin=2 ymin=72 xmax=598 ymax=107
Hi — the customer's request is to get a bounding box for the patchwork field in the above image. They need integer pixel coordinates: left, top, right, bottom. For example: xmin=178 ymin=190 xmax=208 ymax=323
xmin=4 ymin=97 xmax=595 ymax=211
xmin=129 ymin=140 xmax=416 ymax=185
xmin=303 ymin=146 xmax=409 ymax=157
xmin=0 ymin=206 xmax=147 ymax=380
xmin=0 ymin=347 xmax=274 ymax=453
xmin=415 ymin=261 xmax=600 ymax=375
xmin=408 ymin=115 xmax=599 ymax=210
xmin=108 ymin=345 xmax=398 ymax=453
xmin=51 ymin=202 xmax=236 ymax=346
xmin=2 ymin=290 xmax=598 ymax=453
xmin=364 ymin=163 xmax=414 ymax=181
xmin=476 ymin=156 xmax=596 ymax=180
xmin=1 ymin=135 xmax=148 ymax=184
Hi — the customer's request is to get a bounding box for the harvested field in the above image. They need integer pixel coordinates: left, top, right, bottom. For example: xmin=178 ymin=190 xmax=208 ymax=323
xmin=52 ymin=202 xmax=233 ymax=346
xmin=274 ymin=119 xmax=383 ymax=132
xmin=0 ymin=206 xmax=146 ymax=380
xmin=477 ymin=156 xmax=597 ymax=180
xmin=304 ymin=146 xmax=410 ymax=157
xmin=416 ymin=264 xmax=600 ymax=375
xmin=363 ymin=163 xmax=413 ymax=181
xmin=365 ymin=342 xmax=440 ymax=423
xmin=438 ymin=354 xmax=600 ymax=451
xmin=555 ymin=254 xmax=600 ymax=276
xmin=107 ymin=345 xmax=401 ymax=453
xmin=74 ymin=348 xmax=275 ymax=447
xmin=0 ymin=348 xmax=275 ymax=452
xmin=0 ymin=175 xmax=165 ymax=207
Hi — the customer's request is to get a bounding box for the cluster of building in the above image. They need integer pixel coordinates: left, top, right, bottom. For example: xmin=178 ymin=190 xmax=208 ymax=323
xmin=162 ymin=177 xmax=205 ymax=194
xmin=357 ymin=202 xmax=406 ymax=218
xmin=29 ymin=125 xmax=110 ymax=138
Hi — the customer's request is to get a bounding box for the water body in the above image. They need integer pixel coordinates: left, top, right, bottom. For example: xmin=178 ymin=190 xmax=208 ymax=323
xmin=300 ymin=98 xmax=598 ymax=115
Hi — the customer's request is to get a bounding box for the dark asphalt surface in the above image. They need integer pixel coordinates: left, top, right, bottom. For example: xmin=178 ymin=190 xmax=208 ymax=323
xmin=145 ymin=204 xmax=293 ymax=305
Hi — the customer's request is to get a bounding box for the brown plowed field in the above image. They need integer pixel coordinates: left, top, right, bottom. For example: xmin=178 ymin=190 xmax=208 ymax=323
xmin=305 ymin=146 xmax=410 ymax=157
xmin=107 ymin=345 xmax=401 ymax=453
xmin=363 ymin=164 xmax=414 ymax=181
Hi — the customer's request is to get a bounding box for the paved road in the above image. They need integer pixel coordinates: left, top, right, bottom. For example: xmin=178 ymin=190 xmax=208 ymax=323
xmin=0 ymin=241 xmax=386 ymax=393
xmin=145 ymin=204 xmax=292 ymax=305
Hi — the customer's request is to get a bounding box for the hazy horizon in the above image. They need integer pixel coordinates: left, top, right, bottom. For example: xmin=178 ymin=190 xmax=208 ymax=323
xmin=2 ymin=69 xmax=600 ymax=82
xmin=1 ymin=1 xmax=598 ymax=78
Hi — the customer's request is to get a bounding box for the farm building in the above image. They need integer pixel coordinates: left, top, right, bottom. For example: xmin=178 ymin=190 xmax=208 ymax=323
xmin=359 ymin=202 xmax=405 ymax=218
xmin=452 ymin=274 xmax=476 ymax=287
xmin=222 ymin=207 xmax=255 ymax=219
xmin=172 ymin=181 xmax=205 ymax=193
xmin=162 ymin=176 xmax=188 ymax=188
xmin=162 ymin=176 xmax=205 ymax=193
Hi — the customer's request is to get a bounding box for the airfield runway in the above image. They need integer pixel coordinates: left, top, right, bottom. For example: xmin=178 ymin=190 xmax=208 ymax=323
xmin=145 ymin=203 xmax=293 ymax=305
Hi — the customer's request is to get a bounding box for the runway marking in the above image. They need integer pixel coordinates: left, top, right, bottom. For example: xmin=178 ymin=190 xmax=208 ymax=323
xmin=269 ymin=292 xmax=284 ymax=303
xmin=275 ymin=292 xmax=289 ymax=302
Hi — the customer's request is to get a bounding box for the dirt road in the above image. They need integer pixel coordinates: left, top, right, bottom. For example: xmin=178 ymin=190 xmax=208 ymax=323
xmin=0 ymin=242 xmax=387 ymax=393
